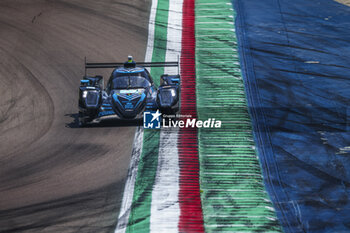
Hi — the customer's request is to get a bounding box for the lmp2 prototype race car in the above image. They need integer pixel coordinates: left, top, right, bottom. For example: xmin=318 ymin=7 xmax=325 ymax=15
xmin=78 ymin=56 xmax=180 ymax=126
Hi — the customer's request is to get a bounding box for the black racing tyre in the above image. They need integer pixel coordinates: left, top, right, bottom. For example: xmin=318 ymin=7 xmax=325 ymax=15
xmin=78 ymin=111 xmax=88 ymax=127
xmin=78 ymin=118 xmax=87 ymax=127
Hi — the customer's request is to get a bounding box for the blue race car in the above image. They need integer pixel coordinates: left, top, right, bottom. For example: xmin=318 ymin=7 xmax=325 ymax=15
xmin=78 ymin=56 xmax=180 ymax=126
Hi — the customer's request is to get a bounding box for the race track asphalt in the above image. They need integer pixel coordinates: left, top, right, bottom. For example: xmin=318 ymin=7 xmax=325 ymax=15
xmin=0 ymin=0 xmax=150 ymax=232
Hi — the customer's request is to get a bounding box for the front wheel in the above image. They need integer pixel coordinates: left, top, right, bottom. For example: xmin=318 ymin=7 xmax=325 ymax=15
xmin=78 ymin=118 xmax=87 ymax=127
xmin=78 ymin=111 xmax=89 ymax=127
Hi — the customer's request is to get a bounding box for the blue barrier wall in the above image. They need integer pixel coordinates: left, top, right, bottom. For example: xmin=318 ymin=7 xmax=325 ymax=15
xmin=234 ymin=0 xmax=350 ymax=232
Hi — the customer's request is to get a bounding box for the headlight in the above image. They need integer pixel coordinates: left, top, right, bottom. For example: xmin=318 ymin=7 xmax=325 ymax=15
xmin=82 ymin=90 xmax=88 ymax=98
xmin=171 ymin=89 xmax=176 ymax=97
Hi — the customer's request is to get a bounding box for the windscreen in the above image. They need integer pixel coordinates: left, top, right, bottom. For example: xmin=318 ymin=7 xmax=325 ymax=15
xmin=112 ymin=74 xmax=150 ymax=89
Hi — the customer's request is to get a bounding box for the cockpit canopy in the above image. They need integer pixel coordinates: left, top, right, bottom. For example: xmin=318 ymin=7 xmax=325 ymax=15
xmin=112 ymin=74 xmax=150 ymax=89
xmin=110 ymin=68 xmax=152 ymax=89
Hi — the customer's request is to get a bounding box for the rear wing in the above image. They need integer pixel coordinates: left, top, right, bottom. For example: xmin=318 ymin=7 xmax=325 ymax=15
xmin=84 ymin=57 xmax=180 ymax=76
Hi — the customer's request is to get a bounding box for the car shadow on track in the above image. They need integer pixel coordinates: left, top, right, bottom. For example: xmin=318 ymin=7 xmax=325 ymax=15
xmin=65 ymin=113 xmax=142 ymax=128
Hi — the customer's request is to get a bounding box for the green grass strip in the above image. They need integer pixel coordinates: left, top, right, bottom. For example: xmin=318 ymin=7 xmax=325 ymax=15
xmin=195 ymin=0 xmax=283 ymax=232
xmin=126 ymin=0 xmax=169 ymax=232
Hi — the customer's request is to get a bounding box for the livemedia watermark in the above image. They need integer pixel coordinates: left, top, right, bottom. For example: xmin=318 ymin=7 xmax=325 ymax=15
xmin=143 ymin=110 xmax=222 ymax=129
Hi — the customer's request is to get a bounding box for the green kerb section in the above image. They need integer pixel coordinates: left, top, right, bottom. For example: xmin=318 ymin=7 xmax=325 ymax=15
xmin=151 ymin=0 xmax=169 ymax=87
xmin=126 ymin=0 xmax=169 ymax=232
xmin=195 ymin=0 xmax=282 ymax=232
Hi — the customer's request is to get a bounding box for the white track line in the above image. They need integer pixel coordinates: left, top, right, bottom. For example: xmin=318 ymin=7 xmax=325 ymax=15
xmin=150 ymin=128 xmax=180 ymax=232
xmin=115 ymin=127 xmax=144 ymax=233
xmin=150 ymin=0 xmax=183 ymax=231
xmin=145 ymin=0 xmax=158 ymax=64
xmin=115 ymin=0 xmax=158 ymax=231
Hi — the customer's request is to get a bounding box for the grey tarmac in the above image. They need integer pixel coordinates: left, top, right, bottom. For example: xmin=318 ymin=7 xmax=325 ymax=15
xmin=0 ymin=0 xmax=150 ymax=232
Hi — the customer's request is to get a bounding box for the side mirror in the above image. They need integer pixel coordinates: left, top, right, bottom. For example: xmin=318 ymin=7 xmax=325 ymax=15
xmin=160 ymin=74 xmax=180 ymax=86
xmin=80 ymin=79 xmax=90 ymax=86
xmin=171 ymin=77 xmax=180 ymax=84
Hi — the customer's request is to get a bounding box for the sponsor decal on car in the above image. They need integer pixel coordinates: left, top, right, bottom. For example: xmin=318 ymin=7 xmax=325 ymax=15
xmin=120 ymin=89 xmax=139 ymax=94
